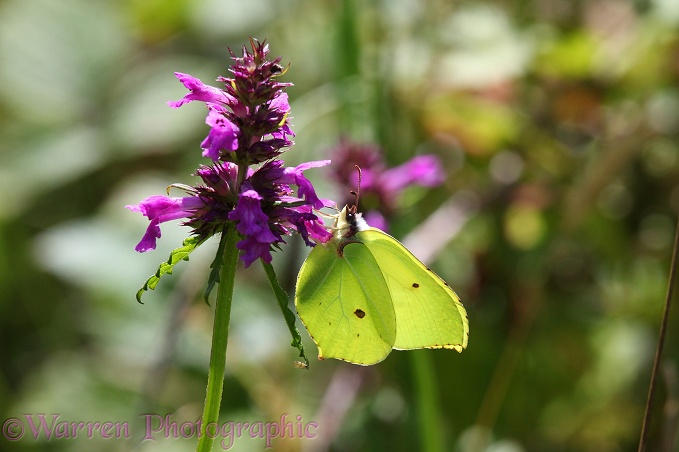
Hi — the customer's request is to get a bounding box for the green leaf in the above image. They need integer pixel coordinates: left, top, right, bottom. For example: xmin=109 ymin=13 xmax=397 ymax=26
xmin=136 ymin=235 xmax=207 ymax=303
xmin=204 ymin=232 xmax=229 ymax=305
xmin=260 ymin=260 xmax=310 ymax=368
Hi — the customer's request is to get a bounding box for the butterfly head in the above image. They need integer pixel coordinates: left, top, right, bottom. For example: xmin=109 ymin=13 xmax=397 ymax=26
xmin=332 ymin=165 xmax=370 ymax=240
xmin=335 ymin=205 xmax=369 ymax=238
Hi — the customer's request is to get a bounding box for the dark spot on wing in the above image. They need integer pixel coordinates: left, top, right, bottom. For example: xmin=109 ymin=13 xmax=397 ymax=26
xmin=412 ymin=282 xmax=420 ymax=288
xmin=354 ymin=309 xmax=365 ymax=319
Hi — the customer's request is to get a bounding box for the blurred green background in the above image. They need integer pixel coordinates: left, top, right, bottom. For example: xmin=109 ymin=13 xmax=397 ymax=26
xmin=2 ymin=0 xmax=679 ymax=451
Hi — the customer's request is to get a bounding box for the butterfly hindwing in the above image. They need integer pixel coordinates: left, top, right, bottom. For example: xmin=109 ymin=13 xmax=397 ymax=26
xmin=295 ymin=239 xmax=396 ymax=365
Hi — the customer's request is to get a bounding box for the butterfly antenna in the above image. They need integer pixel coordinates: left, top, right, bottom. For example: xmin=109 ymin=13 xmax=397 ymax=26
xmin=349 ymin=165 xmax=362 ymax=215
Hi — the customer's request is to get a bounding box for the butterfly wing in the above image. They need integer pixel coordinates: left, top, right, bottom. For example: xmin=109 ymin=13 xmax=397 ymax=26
xmin=295 ymin=239 xmax=397 ymax=365
xmin=357 ymin=229 xmax=469 ymax=351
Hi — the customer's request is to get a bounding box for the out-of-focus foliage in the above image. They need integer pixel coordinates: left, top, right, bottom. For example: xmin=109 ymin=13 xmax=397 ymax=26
xmin=1 ymin=0 xmax=679 ymax=451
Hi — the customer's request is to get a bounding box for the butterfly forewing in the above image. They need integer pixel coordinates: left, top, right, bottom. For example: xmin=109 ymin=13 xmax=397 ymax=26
xmin=357 ymin=229 xmax=469 ymax=351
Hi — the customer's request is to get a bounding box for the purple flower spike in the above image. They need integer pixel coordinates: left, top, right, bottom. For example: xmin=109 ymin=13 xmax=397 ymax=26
xmin=329 ymin=139 xmax=446 ymax=230
xmin=167 ymin=73 xmax=234 ymax=108
xmin=168 ymin=41 xmax=295 ymax=164
xmin=126 ymin=195 xmax=205 ymax=252
xmin=131 ymin=40 xmax=336 ymax=269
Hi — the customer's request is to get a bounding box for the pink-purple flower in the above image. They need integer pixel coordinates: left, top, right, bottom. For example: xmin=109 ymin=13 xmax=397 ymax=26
xmin=201 ymin=106 xmax=240 ymax=160
xmin=126 ymin=196 xmax=206 ymax=252
xmin=167 ymin=73 xmax=236 ymax=109
xmin=329 ymin=138 xmax=446 ymax=231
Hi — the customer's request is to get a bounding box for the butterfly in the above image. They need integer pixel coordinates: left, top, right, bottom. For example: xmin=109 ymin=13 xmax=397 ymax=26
xmin=295 ymin=202 xmax=468 ymax=365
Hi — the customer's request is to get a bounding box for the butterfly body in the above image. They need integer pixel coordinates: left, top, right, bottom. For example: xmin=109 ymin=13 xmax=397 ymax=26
xmin=295 ymin=206 xmax=468 ymax=365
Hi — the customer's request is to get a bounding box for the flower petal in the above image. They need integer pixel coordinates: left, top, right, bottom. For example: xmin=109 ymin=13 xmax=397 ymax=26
xmin=201 ymin=107 xmax=240 ymax=161
xmin=280 ymin=160 xmax=331 ymax=209
xmin=134 ymin=218 xmax=162 ymax=252
xmin=167 ymin=73 xmax=234 ymax=108
xmin=126 ymin=195 xmax=204 ymax=252
xmin=228 ymin=189 xmax=278 ymax=242
xmin=236 ymin=236 xmax=273 ymax=268
xmin=383 ymin=155 xmax=445 ymax=193
xmin=269 ymin=92 xmax=290 ymax=114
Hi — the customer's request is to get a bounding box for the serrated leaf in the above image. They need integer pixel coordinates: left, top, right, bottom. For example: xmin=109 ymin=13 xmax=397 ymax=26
xmin=136 ymin=235 xmax=207 ymax=303
xmin=204 ymin=231 xmax=229 ymax=305
xmin=261 ymin=260 xmax=310 ymax=368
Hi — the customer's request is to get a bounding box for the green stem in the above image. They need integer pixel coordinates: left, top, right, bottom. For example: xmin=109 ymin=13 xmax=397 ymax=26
xmin=196 ymin=225 xmax=239 ymax=452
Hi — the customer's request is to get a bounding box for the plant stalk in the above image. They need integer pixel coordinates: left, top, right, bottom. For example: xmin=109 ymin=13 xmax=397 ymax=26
xmin=638 ymin=216 xmax=679 ymax=452
xmin=196 ymin=225 xmax=239 ymax=452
